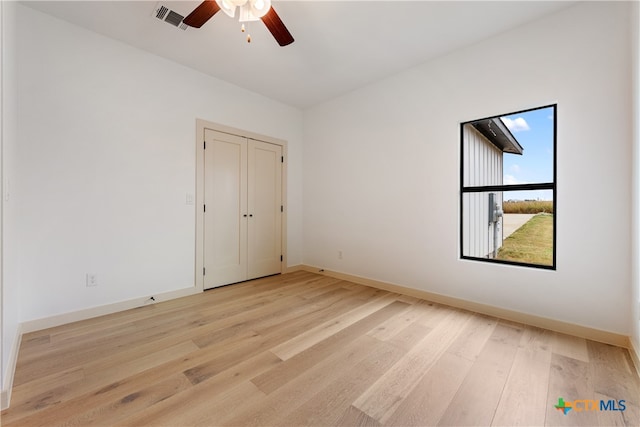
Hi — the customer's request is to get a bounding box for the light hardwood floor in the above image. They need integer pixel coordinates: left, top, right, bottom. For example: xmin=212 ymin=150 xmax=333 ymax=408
xmin=2 ymin=271 xmax=639 ymax=426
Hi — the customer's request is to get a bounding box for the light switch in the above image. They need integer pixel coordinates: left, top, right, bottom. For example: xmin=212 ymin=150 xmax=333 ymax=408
xmin=186 ymin=193 xmax=194 ymax=205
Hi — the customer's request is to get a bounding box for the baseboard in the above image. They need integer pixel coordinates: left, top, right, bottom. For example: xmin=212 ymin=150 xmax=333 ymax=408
xmin=21 ymin=286 xmax=200 ymax=334
xmin=284 ymin=264 xmax=305 ymax=274
xmin=1 ymin=390 xmax=7 ymax=411
xmin=297 ymin=264 xmax=631 ymax=349
xmin=1 ymin=323 xmax=23 ymax=410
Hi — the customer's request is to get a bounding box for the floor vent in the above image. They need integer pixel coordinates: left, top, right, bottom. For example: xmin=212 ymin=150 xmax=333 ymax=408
xmin=152 ymin=3 xmax=188 ymax=31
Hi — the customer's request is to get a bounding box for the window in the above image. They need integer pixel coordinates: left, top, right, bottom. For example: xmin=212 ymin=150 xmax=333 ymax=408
xmin=460 ymin=105 xmax=556 ymax=269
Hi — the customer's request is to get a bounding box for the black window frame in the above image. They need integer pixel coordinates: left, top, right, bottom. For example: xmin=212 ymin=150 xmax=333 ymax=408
xmin=459 ymin=104 xmax=557 ymax=270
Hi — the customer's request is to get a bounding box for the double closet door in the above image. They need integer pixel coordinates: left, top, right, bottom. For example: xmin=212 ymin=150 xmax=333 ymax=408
xmin=204 ymin=129 xmax=282 ymax=290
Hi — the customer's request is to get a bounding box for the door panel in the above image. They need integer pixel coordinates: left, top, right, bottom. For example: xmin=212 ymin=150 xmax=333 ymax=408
xmin=204 ymin=130 xmax=247 ymax=289
xmin=248 ymin=140 xmax=282 ymax=279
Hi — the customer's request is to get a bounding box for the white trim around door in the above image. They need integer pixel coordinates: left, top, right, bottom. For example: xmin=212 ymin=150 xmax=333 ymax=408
xmin=195 ymin=119 xmax=288 ymax=292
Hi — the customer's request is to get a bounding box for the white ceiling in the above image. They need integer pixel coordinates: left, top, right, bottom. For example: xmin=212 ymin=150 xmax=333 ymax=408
xmin=22 ymin=1 xmax=577 ymax=109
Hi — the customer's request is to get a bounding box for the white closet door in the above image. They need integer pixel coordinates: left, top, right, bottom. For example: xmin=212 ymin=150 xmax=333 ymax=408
xmin=247 ymin=140 xmax=282 ymax=280
xmin=203 ymin=130 xmax=247 ymax=289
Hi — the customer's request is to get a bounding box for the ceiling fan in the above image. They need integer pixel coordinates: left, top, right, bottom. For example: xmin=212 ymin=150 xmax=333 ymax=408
xmin=183 ymin=0 xmax=294 ymax=46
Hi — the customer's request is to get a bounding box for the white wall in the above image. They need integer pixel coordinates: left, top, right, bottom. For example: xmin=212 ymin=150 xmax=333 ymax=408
xmin=303 ymin=1 xmax=633 ymax=334
xmin=12 ymin=3 xmax=303 ymax=323
xmin=1 ymin=0 xmax=21 ymax=405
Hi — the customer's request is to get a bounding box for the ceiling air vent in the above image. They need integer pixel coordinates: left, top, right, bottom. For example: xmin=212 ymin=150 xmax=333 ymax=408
xmin=152 ymin=3 xmax=188 ymax=30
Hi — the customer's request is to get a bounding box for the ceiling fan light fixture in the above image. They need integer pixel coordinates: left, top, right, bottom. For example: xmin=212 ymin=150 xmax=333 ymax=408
xmin=238 ymin=5 xmax=259 ymax=22
xmin=185 ymin=0 xmax=292 ymax=46
xmin=215 ymin=0 xmax=237 ymax=18
xmin=249 ymin=0 xmax=271 ymax=18
xmin=217 ymin=0 xmax=270 ymax=22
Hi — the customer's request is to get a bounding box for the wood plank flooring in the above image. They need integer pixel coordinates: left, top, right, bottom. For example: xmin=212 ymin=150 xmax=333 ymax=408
xmin=2 ymin=271 xmax=639 ymax=426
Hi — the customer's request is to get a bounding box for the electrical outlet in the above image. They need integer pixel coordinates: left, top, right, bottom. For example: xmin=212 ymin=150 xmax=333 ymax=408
xmin=86 ymin=273 xmax=97 ymax=287
xmin=338 ymin=250 xmax=343 ymax=260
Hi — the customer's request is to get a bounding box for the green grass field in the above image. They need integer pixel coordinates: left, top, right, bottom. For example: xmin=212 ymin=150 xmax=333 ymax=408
xmin=497 ymin=213 xmax=554 ymax=266
xmin=503 ymin=200 xmax=553 ymax=214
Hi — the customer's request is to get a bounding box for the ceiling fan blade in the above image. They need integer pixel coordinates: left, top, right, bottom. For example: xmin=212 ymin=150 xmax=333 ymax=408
xmin=261 ymin=7 xmax=294 ymax=46
xmin=183 ymin=0 xmax=221 ymax=28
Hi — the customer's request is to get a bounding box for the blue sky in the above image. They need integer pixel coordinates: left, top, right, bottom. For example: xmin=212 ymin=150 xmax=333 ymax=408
xmin=501 ymin=106 xmax=555 ymax=201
